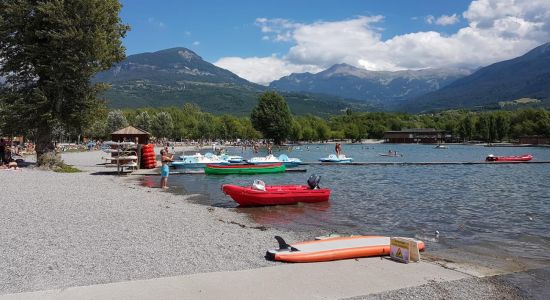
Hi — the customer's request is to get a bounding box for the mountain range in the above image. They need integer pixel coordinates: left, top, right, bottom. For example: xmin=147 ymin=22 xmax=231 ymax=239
xmin=269 ymin=64 xmax=472 ymax=109
xmin=95 ymin=48 xmax=373 ymax=116
xmin=95 ymin=42 xmax=550 ymax=114
xmin=404 ymin=42 xmax=550 ymax=112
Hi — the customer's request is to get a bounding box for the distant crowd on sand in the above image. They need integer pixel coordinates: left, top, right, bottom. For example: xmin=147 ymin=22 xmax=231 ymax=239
xmin=0 ymin=138 xmax=32 ymax=170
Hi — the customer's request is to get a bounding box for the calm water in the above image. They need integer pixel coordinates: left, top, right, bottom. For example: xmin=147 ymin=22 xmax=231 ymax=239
xmin=145 ymin=144 xmax=550 ymax=262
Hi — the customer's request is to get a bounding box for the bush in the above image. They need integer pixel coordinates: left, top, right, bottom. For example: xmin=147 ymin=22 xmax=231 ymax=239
xmin=37 ymin=152 xmax=82 ymax=172
xmin=37 ymin=152 xmax=64 ymax=169
xmin=53 ymin=164 xmax=82 ymax=173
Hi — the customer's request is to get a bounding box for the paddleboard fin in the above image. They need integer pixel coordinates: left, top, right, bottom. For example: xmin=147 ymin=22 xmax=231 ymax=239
xmin=274 ymin=236 xmax=298 ymax=251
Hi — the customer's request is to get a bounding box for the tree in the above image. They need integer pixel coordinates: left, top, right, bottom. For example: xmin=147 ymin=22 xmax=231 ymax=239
xmin=219 ymin=115 xmax=241 ymax=140
xmin=85 ymin=120 xmax=108 ymax=140
xmin=458 ymin=115 xmax=475 ymax=142
xmin=250 ymin=91 xmax=292 ymax=144
xmin=238 ymin=119 xmax=261 ymax=140
xmin=106 ymin=110 xmax=129 ymax=133
xmin=495 ymin=113 xmax=510 ymax=141
xmin=0 ymin=0 xmax=128 ymax=165
xmin=151 ymin=112 xmax=174 ymax=139
xmin=344 ymin=123 xmax=367 ymax=142
xmin=134 ymin=111 xmax=152 ymax=133
xmin=289 ymin=120 xmax=303 ymax=142
xmin=316 ymin=121 xmax=331 ymax=141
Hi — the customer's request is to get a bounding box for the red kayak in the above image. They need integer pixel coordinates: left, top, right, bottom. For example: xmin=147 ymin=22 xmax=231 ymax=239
xmin=486 ymin=154 xmax=533 ymax=162
xmin=222 ymin=184 xmax=331 ymax=206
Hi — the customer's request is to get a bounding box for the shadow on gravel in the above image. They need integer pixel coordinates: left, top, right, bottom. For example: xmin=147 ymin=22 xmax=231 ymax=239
xmin=89 ymin=171 xmax=132 ymax=176
xmin=16 ymin=161 xmax=35 ymax=168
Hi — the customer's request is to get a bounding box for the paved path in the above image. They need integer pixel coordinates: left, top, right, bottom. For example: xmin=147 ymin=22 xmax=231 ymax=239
xmin=0 ymin=258 xmax=469 ymax=300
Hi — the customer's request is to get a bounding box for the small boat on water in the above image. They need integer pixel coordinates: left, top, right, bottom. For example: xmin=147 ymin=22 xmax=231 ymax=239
xmin=248 ymin=154 xmax=302 ymax=167
xmin=277 ymin=154 xmax=302 ymax=167
xmin=266 ymin=235 xmax=425 ymax=263
xmin=434 ymin=144 xmax=448 ymax=149
xmin=222 ymin=175 xmax=329 ymax=206
xmin=378 ymin=153 xmax=403 ymax=157
xmin=486 ymin=154 xmax=533 ymax=162
xmin=319 ymin=154 xmax=353 ymax=163
xmin=220 ymin=154 xmax=244 ymax=163
xmin=205 ymin=162 xmax=285 ymax=175
xmin=173 ymin=153 xmax=228 ymax=168
xmin=247 ymin=154 xmax=280 ymax=164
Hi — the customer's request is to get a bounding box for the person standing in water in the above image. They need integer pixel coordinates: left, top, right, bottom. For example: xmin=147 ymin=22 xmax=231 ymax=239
xmin=159 ymin=149 xmax=173 ymax=189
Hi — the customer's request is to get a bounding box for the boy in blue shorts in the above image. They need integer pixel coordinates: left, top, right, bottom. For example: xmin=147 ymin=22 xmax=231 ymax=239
xmin=159 ymin=149 xmax=173 ymax=189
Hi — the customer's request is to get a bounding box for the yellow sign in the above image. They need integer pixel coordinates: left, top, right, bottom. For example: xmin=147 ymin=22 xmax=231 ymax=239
xmin=395 ymin=247 xmax=403 ymax=259
xmin=390 ymin=237 xmax=420 ymax=263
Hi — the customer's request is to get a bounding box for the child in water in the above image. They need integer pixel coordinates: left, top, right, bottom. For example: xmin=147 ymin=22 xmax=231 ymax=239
xmin=159 ymin=149 xmax=173 ymax=189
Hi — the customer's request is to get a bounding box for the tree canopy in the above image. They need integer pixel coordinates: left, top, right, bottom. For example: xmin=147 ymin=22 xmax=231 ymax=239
xmin=80 ymin=106 xmax=550 ymax=144
xmin=250 ymin=91 xmax=292 ymax=144
xmin=0 ymin=0 xmax=128 ymax=164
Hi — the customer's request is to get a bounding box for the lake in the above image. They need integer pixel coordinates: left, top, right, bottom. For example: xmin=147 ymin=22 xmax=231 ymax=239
xmin=146 ymin=143 xmax=550 ymax=265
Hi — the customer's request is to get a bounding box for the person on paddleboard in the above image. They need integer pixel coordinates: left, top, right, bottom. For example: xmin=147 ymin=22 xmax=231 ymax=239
xmin=335 ymin=143 xmax=342 ymax=157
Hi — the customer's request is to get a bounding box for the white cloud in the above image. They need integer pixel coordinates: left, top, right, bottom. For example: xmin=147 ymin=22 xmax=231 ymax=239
xmin=437 ymin=14 xmax=460 ymax=25
xmin=192 ymin=41 xmax=200 ymax=46
xmin=214 ymin=56 xmax=321 ymax=85
xmin=217 ymin=0 xmax=550 ymax=84
xmin=147 ymin=17 xmax=166 ymax=29
xmin=286 ymin=16 xmax=385 ymax=68
xmin=255 ymin=17 xmax=301 ymax=42
xmin=427 ymin=14 xmax=461 ymax=26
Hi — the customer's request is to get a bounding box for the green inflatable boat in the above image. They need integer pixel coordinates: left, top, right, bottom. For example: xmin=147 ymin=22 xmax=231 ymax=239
xmin=204 ymin=163 xmax=286 ymax=175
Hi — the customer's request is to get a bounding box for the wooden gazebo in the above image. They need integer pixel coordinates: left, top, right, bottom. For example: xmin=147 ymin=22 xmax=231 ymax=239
xmin=111 ymin=126 xmax=150 ymax=145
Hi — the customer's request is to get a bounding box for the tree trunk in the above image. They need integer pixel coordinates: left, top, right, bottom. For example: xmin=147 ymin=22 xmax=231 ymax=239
xmin=35 ymin=125 xmax=58 ymax=166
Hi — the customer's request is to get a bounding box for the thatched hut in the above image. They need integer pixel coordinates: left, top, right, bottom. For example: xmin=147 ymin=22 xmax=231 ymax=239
xmin=111 ymin=126 xmax=150 ymax=144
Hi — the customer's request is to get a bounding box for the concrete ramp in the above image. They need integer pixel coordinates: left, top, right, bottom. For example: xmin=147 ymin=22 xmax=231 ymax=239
xmin=0 ymin=258 xmax=469 ymax=300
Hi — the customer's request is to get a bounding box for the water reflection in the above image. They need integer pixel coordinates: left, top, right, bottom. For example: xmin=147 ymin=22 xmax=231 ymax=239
xmin=235 ymin=201 xmax=331 ymax=226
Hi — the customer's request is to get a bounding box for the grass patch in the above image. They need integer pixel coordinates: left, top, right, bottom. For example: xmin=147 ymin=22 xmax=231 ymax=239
xmin=54 ymin=164 xmax=82 ymax=173
xmin=499 ymin=98 xmax=541 ymax=107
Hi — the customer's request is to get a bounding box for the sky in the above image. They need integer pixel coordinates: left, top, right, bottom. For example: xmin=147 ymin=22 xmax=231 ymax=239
xmin=120 ymin=0 xmax=550 ymax=85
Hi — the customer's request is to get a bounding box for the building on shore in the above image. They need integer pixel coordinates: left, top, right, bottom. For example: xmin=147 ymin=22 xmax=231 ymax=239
xmin=383 ymin=128 xmax=445 ymax=144
xmin=518 ymin=136 xmax=550 ymax=145
xmin=111 ymin=126 xmax=151 ymax=145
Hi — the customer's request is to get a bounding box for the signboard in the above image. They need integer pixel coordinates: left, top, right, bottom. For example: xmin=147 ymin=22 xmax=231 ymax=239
xmin=390 ymin=237 xmax=420 ymax=263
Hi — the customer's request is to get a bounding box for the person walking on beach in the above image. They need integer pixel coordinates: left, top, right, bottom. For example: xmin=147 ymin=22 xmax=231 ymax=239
xmin=159 ymin=149 xmax=173 ymax=189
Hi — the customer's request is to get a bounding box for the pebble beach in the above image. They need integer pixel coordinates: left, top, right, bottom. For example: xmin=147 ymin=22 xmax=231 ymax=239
xmin=1 ymin=149 xmax=547 ymax=299
xmin=0 ymin=149 xmax=307 ymax=294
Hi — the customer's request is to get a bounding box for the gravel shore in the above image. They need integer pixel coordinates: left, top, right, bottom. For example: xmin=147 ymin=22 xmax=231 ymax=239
xmin=349 ymin=276 xmax=524 ymax=300
xmin=0 ymin=150 xmax=307 ymax=294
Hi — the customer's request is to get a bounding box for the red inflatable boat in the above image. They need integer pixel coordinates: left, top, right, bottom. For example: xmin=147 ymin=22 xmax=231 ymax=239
xmin=222 ymin=184 xmax=331 ymax=206
xmin=486 ymin=154 xmax=533 ymax=162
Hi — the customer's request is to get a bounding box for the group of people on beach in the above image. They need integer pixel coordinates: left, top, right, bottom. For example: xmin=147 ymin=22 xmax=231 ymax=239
xmin=0 ymin=138 xmax=20 ymax=170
